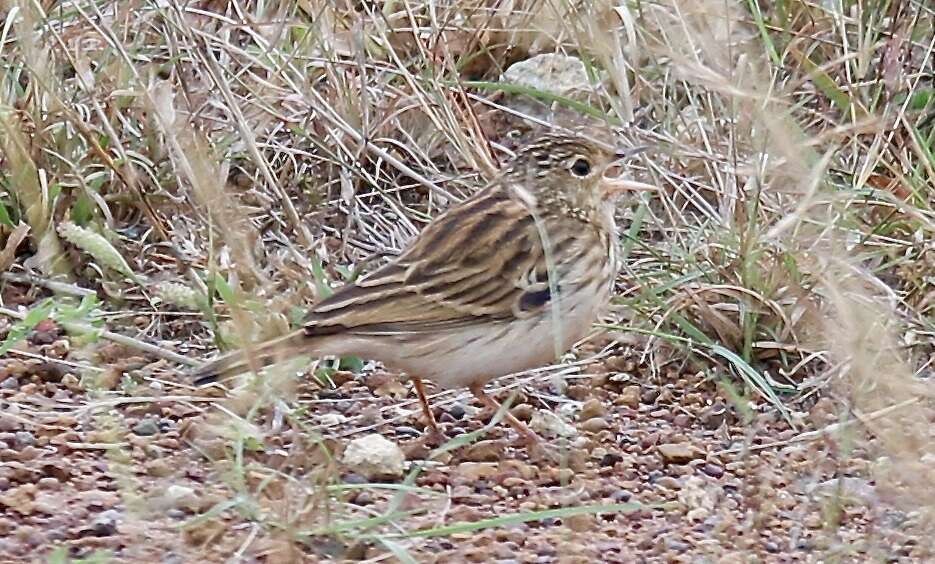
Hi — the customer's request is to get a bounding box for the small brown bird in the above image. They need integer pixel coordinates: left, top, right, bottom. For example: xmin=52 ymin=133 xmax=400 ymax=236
xmin=192 ymin=131 xmax=654 ymax=443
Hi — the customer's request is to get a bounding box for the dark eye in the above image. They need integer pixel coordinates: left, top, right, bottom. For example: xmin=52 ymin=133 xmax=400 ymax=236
xmin=571 ymin=158 xmax=591 ymax=177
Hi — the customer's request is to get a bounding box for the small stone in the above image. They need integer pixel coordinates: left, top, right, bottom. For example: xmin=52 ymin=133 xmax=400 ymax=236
xmin=579 ymin=399 xmax=606 ymax=421
xmin=37 ymin=477 xmax=59 ymax=490
xmin=502 ymin=54 xmax=593 ymax=98
xmin=565 ymin=513 xmax=595 ymax=532
xmin=686 ymin=507 xmax=709 ymax=522
xmin=318 ymin=413 xmax=347 ymax=427
xmin=502 ymin=476 xmax=526 ymax=488
xmin=90 ymin=509 xmax=120 ymax=536
xmin=464 ymin=440 xmax=505 ymax=463
xmin=580 ymin=417 xmax=610 ymax=433
xmin=617 ymin=386 xmax=640 ymax=408
xmin=600 ymin=452 xmax=624 ymax=467
xmin=13 ymin=432 xmax=35 ymax=448
xmin=132 ymin=418 xmax=160 ymax=436
xmin=673 ymin=414 xmax=691 ymax=427
xmin=342 ymin=434 xmax=405 ymax=480
xmin=164 ymin=485 xmax=198 ymax=511
xmin=0 ymin=378 xmax=16 ymax=390
xmin=566 ymin=385 xmax=590 ymax=401
xmin=700 ymin=403 xmax=727 ymax=429
xmin=701 ymin=463 xmax=724 ymax=478
xmin=145 ymin=459 xmax=173 ymax=478
xmin=657 ymin=443 xmax=703 ymax=464
xmin=510 ymin=403 xmax=533 ymax=421
xmin=679 ymin=476 xmax=716 ymax=512
xmin=655 ymin=476 xmax=681 ymax=490
xmin=640 ymin=387 xmax=660 ymax=404
xmin=394 ymin=426 xmax=421 ymax=439
xmin=530 ymin=411 xmax=577 ymax=438
xmin=456 ymin=462 xmax=499 ymax=482
xmin=92 ymin=368 xmax=121 ymax=390
xmin=449 ymin=403 xmax=466 ymax=420
xmin=61 ymin=373 xmax=81 ymax=390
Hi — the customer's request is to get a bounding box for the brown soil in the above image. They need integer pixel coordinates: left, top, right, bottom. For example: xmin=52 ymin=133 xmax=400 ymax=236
xmin=0 ymin=316 xmax=931 ymax=563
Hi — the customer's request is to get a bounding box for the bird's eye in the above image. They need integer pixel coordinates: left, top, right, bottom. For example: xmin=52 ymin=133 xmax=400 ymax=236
xmin=570 ymin=158 xmax=591 ymax=177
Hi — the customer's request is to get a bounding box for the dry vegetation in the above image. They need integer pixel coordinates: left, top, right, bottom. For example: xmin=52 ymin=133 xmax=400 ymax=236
xmin=1 ymin=0 xmax=934 ymax=562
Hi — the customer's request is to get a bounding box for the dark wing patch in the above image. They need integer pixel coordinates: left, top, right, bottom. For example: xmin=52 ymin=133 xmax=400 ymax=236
xmin=518 ymin=287 xmax=551 ymax=312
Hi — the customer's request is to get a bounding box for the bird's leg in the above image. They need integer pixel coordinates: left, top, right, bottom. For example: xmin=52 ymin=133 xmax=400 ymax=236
xmin=412 ymin=376 xmax=443 ymax=443
xmin=469 ymin=383 xmax=541 ymax=445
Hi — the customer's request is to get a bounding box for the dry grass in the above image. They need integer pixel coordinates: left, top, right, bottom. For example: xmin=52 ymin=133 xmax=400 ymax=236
xmin=1 ymin=0 xmax=934 ymax=560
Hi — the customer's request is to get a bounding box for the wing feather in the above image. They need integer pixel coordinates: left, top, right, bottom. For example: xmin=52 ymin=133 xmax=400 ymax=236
xmin=304 ymin=186 xmax=552 ymax=335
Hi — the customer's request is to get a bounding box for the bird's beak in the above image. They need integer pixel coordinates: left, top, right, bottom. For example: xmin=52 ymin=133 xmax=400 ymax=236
xmin=602 ymin=177 xmax=658 ymax=194
xmin=602 ymin=146 xmax=656 ymax=194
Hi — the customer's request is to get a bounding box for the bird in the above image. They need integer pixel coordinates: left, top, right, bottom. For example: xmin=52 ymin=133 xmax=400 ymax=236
xmin=191 ymin=131 xmax=655 ymax=444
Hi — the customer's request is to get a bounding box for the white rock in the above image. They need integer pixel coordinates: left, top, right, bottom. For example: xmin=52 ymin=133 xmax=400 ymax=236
xmin=343 ymin=434 xmax=405 ymax=480
xmin=319 ymin=412 xmax=348 ymax=427
xmin=502 ymin=54 xmax=593 ymax=97
xmin=678 ymin=476 xmax=717 ymax=512
xmin=164 ymin=484 xmax=198 ymax=510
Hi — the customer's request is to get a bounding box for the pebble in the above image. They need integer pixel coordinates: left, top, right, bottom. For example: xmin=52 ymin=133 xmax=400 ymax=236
xmin=565 ymin=513 xmax=595 ymax=532
xmin=617 ymin=386 xmax=641 ymax=408
xmin=165 ymin=485 xmax=198 ymax=511
xmin=530 ymin=411 xmax=577 ymax=438
xmin=701 ymin=463 xmax=724 ymax=478
xmin=501 ymin=476 xmax=526 ymax=488
xmin=90 ymin=509 xmax=121 ymax=536
xmin=145 ymin=459 xmax=173 ymax=478
xmin=449 ymin=403 xmax=466 ymax=420
xmin=600 ymin=452 xmax=624 ymax=467
xmin=579 ymin=399 xmax=606 ymax=421
xmin=687 ymin=507 xmax=709 ymax=521
xmin=456 ymin=462 xmax=499 ymax=482
xmin=342 ymin=434 xmax=405 ymax=480
xmin=580 ymin=417 xmax=610 ymax=433
xmin=0 ymin=378 xmax=17 ymax=390
xmin=61 ymin=373 xmax=81 ymax=390
xmin=655 ymin=476 xmax=681 ymax=490
xmin=36 ymin=477 xmax=59 ymax=490
xmin=463 ymin=440 xmax=505 ymax=463
xmin=566 ymin=385 xmax=590 ymax=401
xmin=700 ymin=403 xmax=727 ymax=429
xmin=13 ymin=432 xmax=36 ymax=448
xmin=640 ymin=388 xmax=660 ymax=404
xmin=658 ymin=443 xmax=703 ymax=464
xmin=132 ymin=418 xmax=160 ymax=437
xmin=394 ymin=426 xmax=421 ymax=439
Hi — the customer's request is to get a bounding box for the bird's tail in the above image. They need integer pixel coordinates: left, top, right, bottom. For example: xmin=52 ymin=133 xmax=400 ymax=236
xmin=190 ymin=329 xmax=310 ymax=386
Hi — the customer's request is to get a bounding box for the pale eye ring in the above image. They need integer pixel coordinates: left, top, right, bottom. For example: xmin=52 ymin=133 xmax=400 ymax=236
xmin=570 ymin=157 xmax=591 ymax=177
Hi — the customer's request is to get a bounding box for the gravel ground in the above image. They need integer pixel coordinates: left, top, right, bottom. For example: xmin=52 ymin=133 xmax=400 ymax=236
xmin=0 ymin=311 xmax=932 ymax=563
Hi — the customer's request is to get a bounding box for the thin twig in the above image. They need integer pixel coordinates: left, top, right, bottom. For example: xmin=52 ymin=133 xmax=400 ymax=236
xmin=0 ymin=306 xmax=198 ymax=368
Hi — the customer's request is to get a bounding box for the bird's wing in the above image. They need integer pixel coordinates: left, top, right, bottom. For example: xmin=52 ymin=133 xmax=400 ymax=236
xmin=304 ymin=187 xmax=557 ymax=335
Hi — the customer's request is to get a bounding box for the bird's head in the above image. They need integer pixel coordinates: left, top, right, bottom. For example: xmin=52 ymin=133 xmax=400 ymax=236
xmin=500 ymin=131 xmax=655 ymax=218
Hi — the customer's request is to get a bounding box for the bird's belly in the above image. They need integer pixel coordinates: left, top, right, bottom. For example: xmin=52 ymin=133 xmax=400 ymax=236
xmin=386 ymin=282 xmax=609 ymax=389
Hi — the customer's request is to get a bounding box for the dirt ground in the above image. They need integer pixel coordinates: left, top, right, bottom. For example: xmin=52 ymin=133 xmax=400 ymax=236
xmin=0 ymin=305 xmax=931 ymax=563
